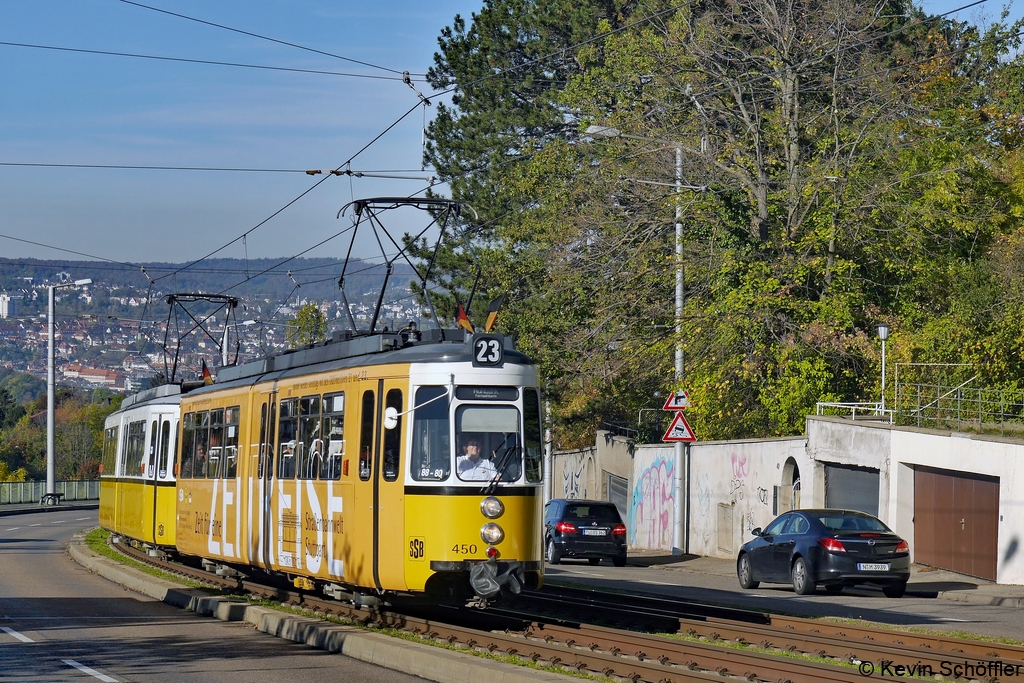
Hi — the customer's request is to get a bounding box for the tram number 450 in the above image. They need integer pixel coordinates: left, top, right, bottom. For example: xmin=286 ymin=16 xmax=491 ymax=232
xmin=409 ymin=537 xmax=426 ymax=560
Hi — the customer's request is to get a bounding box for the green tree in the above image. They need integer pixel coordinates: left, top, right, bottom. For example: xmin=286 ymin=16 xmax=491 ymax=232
xmin=286 ymin=304 xmax=328 ymax=348
xmin=424 ymin=0 xmax=1024 ymax=443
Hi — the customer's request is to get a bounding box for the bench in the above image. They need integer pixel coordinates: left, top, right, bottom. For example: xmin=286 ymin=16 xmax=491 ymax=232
xmin=39 ymin=492 xmax=65 ymax=506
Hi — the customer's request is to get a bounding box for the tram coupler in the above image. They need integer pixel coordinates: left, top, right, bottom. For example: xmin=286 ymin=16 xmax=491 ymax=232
xmin=469 ymin=559 xmax=526 ymax=601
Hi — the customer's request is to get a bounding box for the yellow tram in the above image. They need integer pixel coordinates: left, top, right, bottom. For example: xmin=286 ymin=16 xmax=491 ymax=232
xmin=99 ymin=384 xmax=181 ymax=547
xmin=103 ymin=327 xmax=544 ymax=603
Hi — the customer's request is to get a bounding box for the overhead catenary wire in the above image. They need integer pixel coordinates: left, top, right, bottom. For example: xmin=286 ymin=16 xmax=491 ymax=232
xmin=117 ymin=0 xmax=420 ymax=76
xmin=0 ymin=41 xmax=423 ymax=81
xmin=151 ymin=98 xmax=427 ymax=286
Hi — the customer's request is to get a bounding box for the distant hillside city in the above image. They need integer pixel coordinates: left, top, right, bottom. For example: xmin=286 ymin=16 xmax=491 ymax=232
xmin=0 ymin=257 xmax=425 ymax=393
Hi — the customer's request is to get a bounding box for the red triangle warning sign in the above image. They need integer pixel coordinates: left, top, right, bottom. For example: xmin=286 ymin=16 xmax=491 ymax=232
xmin=662 ymin=412 xmax=696 ymax=442
xmin=662 ymin=390 xmax=692 ymax=411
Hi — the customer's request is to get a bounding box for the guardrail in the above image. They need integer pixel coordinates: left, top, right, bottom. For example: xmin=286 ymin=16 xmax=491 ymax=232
xmin=0 ymin=480 xmax=100 ymax=505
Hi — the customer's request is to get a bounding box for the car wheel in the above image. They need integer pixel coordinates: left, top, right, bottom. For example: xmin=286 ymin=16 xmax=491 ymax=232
xmin=791 ymin=557 xmax=816 ymax=595
xmin=825 ymin=583 xmax=844 ymax=594
xmin=612 ymin=555 xmax=626 ymax=567
xmin=546 ymin=539 xmax=560 ymax=565
xmin=588 ymin=558 xmax=601 ymax=566
xmin=883 ymin=580 xmax=907 ymax=598
xmin=737 ymin=554 xmax=759 ymax=589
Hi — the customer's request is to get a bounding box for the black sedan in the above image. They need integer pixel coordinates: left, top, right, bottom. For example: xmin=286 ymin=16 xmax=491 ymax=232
xmin=736 ymin=509 xmax=911 ymax=597
xmin=544 ymin=498 xmax=628 ymax=566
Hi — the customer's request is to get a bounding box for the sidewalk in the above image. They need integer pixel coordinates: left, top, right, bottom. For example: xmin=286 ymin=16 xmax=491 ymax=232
xmin=624 ymin=550 xmax=1024 ymax=608
xmin=0 ymin=500 xmax=99 ymax=518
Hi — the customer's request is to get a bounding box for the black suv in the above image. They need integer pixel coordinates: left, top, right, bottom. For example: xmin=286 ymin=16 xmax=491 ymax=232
xmin=544 ymin=498 xmax=627 ymax=566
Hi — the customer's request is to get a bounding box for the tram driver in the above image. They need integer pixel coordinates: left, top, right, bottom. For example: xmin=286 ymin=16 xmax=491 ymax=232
xmin=456 ymin=437 xmax=497 ymax=481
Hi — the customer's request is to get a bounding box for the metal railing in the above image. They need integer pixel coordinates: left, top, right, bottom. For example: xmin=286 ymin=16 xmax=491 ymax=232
xmin=895 ymin=382 xmax=1024 ymax=433
xmin=0 ymin=480 xmax=100 ymax=505
xmin=815 ymin=401 xmax=893 ymax=422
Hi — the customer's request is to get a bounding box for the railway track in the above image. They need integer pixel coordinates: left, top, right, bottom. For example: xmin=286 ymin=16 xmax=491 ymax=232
xmin=111 ymin=540 xmax=1024 ymax=682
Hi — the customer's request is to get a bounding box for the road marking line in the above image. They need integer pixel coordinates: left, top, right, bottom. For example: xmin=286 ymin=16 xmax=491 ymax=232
xmin=75 ymin=517 xmax=92 ymax=521
xmin=1 ymin=626 xmax=34 ymax=642
xmin=5 ymin=527 xmax=20 ymax=531
xmin=638 ymin=579 xmax=677 ymax=586
xmin=939 ymin=617 xmax=970 ymax=622
xmin=29 ymin=524 xmax=41 ymax=527
xmin=51 ymin=519 xmax=66 ymax=523
xmin=63 ymin=659 xmax=118 ymax=682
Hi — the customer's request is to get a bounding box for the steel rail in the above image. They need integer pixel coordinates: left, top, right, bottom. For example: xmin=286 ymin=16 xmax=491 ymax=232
xmin=112 ymin=543 xmax=1024 ymax=682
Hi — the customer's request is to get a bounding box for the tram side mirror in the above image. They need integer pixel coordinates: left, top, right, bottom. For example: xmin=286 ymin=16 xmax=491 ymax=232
xmin=384 ymin=407 xmax=399 ymax=430
xmin=751 ymin=527 xmax=762 ymax=537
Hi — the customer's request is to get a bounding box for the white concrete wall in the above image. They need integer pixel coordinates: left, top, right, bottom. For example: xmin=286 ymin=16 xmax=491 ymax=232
xmin=805 ymin=418 xmax=891 ymax=517
xmin=686 ymin=437 xmax=810 ymax=558
xmin=629 ymin=445 xmax=675 ymax=550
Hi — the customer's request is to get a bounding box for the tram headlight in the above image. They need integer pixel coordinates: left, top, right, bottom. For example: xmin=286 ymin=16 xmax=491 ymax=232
xmin=480 ymin=496 xmax=504 ymax=519
xmin=480 ymin=522 xmax=505 ymax=545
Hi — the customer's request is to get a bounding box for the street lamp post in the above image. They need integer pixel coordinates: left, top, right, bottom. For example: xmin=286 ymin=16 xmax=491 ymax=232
xmin=47 ymin=278 xmax=92 ymax=497
xmin=878 ymin=324 xmax=890 ymax=417
xmin=586 ymin=126 xmax=705 ymax=554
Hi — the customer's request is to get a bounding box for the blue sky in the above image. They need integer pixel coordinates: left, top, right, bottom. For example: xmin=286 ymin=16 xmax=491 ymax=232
xmin=1 ymin=1 xmax=1019 ymax=266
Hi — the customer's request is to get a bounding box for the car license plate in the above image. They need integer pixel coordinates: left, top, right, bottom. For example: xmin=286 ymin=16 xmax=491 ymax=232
xmin=858 ymin=563 xmax=890 ymax=571
xmin=583 ymin=529 xmax=607 ymax=536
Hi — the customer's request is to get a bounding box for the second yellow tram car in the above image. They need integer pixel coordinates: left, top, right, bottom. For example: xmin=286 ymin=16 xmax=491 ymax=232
xmin=100 ymin=384 xmax=180 ymax=548
xmin=173 ymin=328 xmax=544 ymax=603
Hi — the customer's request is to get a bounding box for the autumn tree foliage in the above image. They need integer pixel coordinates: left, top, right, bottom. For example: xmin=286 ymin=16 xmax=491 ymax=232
xmin=425 ymin=0 xmax=1024 ymax=445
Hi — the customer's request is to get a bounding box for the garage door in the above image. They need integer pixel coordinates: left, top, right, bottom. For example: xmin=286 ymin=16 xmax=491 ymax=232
xmin=824 ymin=464 xmax=879 ymax=517
xmin=914 ymin=467 xmax=999 ymax=581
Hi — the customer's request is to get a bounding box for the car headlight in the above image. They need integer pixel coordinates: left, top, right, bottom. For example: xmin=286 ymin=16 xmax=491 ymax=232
xmin=480 ymin=496 xmax=504 ymax=519
xmin=481 ymin=522 xmax=504 ymax=545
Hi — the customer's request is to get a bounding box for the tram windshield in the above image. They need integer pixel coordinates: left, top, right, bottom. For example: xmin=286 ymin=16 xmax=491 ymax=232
xmin=455 ymin=405 xmax=521 ymax=483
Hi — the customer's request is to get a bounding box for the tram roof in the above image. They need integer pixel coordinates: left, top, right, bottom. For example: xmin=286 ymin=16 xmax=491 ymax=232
xmin=194 ymin=328 xmax=534 ymax=393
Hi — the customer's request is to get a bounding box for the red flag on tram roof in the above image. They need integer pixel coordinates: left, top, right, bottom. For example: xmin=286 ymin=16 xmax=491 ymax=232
xmin=454 ymin=294 xmax=475 ymax=333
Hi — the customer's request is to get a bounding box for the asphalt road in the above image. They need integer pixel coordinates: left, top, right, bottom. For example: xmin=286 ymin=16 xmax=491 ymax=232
xmin=0 ymin=510 xmax=423 ymax=683
xmin=546 ymin=559 xmax=1024 ymax=641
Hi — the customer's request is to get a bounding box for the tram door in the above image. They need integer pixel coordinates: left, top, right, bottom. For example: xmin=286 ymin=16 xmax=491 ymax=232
xmin=374 ymin=381 xmax=406 ymax=590
xmin=148 ymin=412 xmax=175 ymax=544
xmin=254 ymin=392 xmax=277 ymax=570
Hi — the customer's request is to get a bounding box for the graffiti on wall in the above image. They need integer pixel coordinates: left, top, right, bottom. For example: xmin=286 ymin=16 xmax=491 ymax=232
xmin=556 ymin=450 xmax=593 ymax=499
xmin=629 ymin=454 xmax=675 ymax=550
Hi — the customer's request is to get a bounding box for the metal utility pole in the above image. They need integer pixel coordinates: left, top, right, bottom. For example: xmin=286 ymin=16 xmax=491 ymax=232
xmin=47 ymin=278 xmax=91 ymax=496
xmin=672 ymin=145 xmax=685 ymax=555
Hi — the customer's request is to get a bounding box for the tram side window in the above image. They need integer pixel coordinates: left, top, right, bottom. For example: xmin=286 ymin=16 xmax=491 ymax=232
xmin=194 ymin=411 xmax=211 ymax=478
xmin=297 ymin=395 xmax=322 ymax=480
xmin=101 ymin=426 xmax=118 ymax=477
xmin=411 ymin=386 xmax=450 ymax=482
xmin=257 ymin=403 xmax=270 ymax=478
xmin=158 ymin=420 xmax=172 ymax=478
xmin=180 ymin=411 xmax=210 ymax=479
xmin=223 ymin=406 xmax=240 ymax=478
xmin=180 ymin=412 xmax=196 ymax=478
xmin=278 ymin=399 xmax=298 ymax=479
xmin=359 ymin=390 xmax=375 ymax=481
xmin=207 ymin=409 xmax=225 ymax=478
xmin=523 ymin=388 xmax=543 ymax=483
xmin=148 ymin=420 xmax=158 ymax=475
xmin=383 ymin=389 xmax=402 ymax=482
xmin=123 ymin=420 xmax=147 ymax=477
xmin=322 ymin=393 xmax=344 ymax=480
